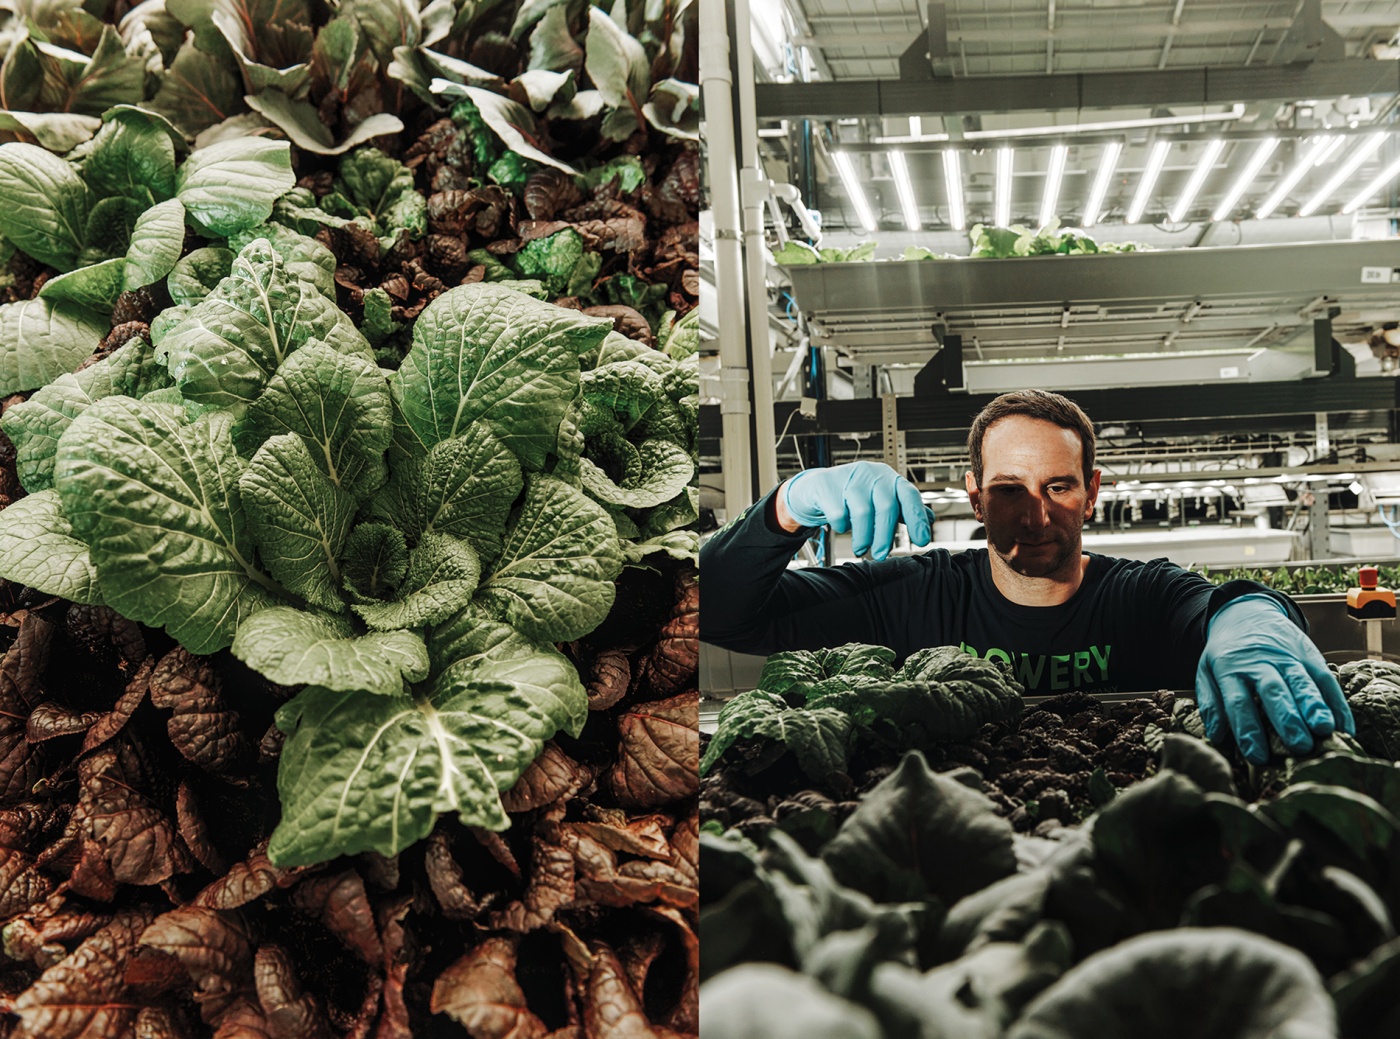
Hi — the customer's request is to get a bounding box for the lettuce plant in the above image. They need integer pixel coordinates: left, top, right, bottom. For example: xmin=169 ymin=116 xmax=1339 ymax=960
xmin=0 ymin=229 xmax=643 ymax=868
xmin=0 ymin=108 xmax=294 ymax=393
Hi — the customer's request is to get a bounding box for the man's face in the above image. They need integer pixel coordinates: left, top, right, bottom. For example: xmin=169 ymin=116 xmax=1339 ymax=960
xmin=965 ymin=415 xmax=1101 ymax=579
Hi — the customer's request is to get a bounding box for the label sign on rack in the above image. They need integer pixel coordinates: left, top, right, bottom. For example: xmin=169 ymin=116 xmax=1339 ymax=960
xmin=1361 ymin=266 xmax=1400 ymax=284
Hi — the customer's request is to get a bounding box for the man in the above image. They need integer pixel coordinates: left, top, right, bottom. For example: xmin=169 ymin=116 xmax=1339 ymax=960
xmin=700 ymin=389 xmax=1353 ymax=764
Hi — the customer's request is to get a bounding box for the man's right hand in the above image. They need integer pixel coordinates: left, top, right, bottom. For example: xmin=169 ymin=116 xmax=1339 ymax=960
xmin=779 ymin=461 xmax=933 ymax=561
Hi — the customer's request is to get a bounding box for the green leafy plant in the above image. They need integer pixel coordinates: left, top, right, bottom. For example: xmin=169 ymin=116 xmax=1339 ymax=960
xmin=0 ymin=237 xmax=632 ymax=868
xmin=0 ymin=110 xmax=294 ymax=393
xmin=702 ymin=643 xmax=1023 ymax=780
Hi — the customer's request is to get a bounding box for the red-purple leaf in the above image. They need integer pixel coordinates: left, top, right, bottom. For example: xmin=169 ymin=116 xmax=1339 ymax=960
xmin=193 ymin=841 xmax=314 ymax=910
xmin=501 ymin=743 xmax=592 ymax=814
xmin=0 ymin=614 xmax=55 ymax=802
xmin=288 ymin=870 xmax=382 ymax=965
xmin=25 ymin=702 xmax=104 ymax=743
xmin=149 ymin=648 xmax=249 ymax=774
xmin=607 ymin=694 xmax=699 ymax=809
xmin=490 ymin=809 xmax=575 ymax=933
xmin=430 ymin=936 xmax=549 ymax=1039
xmin=254 ymin=945 xmax=332 ymax=1039
xmin=11 ymin=908 xmax=156 ymax=1039
xmin=138 ymin=907 xmax=255 ymax=1023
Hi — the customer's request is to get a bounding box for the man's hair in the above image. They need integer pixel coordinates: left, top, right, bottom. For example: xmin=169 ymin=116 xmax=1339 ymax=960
xmin=967 ymin=389 xmax=1096 ymax=488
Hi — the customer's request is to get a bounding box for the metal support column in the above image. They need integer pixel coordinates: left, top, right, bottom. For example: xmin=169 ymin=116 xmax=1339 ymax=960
xmin=700 ymin=0 xmax=754 ymax=519
xmin=733 ymin=0 xmax=779 ymax=495
xmin=881 ymin=393 xmax=908 ymax=476
xmin=1308 ymin=411 xmax=1332 ymax=560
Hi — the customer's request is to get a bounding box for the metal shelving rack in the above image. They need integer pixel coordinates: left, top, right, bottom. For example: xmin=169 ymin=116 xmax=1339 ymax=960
xmin=781 ymin=239 xmax=1400 ymax=368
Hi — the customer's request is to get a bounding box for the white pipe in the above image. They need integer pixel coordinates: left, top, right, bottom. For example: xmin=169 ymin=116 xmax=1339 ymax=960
xmin=733 ymin=0 xmax=779 ymax=495
xmin=700 ymin=0 xmax=754 ymax=518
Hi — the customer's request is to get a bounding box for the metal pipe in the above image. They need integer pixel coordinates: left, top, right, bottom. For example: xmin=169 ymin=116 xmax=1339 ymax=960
xmin=700 ymin=0 xmax=754 ymax=518
xmin=733 ymin=0 xmax=780 ymax=494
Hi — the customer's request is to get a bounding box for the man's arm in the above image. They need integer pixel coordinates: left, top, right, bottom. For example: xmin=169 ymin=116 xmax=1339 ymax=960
xmin=699 ymin=485 xmax=939 ymax=658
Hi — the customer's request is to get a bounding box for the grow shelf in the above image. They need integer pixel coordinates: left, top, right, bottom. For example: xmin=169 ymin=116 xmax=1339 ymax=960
xmin=781 ymin=239 xmax=1400 ymax=367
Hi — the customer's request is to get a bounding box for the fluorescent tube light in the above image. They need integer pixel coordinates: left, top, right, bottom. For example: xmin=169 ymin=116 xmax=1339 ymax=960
xmin=1126 ymin=139 xmax=1171 ymax=224
xmin=1081 ymin=141 xmax=1121 ymax=227
xmin=832 ymin=152 xmax=878 ymax=232
xmin=1212 ymin=136 xmax=1278 ymax=221
xmin=995 ymin=147 xmax=1013 ymax=227
xmin=1039 ymin=144 xmax=1067 ymax=230
xmin=943 ymin=150 xmax=965 ymax=230
xmin=1299 ymin=131 xmax=1388 ymax=215
xmin=889 ymin=150 xmax=921 ymax=231
xmin=1343 ymin=150 xmax=1400 ymax=213
xmin=1168 ymin=139 xmax=1224 ymax=222
xmin=1255 ymin=135 xmax=1339 ymax=218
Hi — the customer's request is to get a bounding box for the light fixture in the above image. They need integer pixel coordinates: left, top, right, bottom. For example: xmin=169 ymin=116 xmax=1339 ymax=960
xmin=942 ymin=150 xmax=965 ymax=230
xmin=995 ymin=147 xmax=1014 ymax=227
xmin=1255 ymin=135 xmax=1340 ymax=218
xmin=832 ymin=151 xmax=878 ymax=232
xmin=873 ymin=103 xmax=1247 ymax=145
xmin=1126 ymin=139 xmax=1171 ymax=224
xmin=1212 ymin=136 xmax=1279 ymax=221
xmin=1299 ymin=131 xmax=1388 ymax=215
xmin=1168 ymin=139 xmax=1225 ymax=222
xmin=1081 ymin=141 xmax=1121 ymax=227
xmin=888 ymin=150 xmax=921 ymax=231
xmin=1342 ymin=149 xmax=1400 ymax=213
xmin=1039 ymin=144 xmax=1067 ymax=230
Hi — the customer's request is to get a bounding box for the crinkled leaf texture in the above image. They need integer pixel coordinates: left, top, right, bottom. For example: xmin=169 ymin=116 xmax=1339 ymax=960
xmin=351 ymin=533 xmax=481 ymax=632
xmin=0 ymin=141 xmax=90 ymax=271
xmin=701 ymin=691 xmax=853 ymax=782
xmin=270 ymin=672 xmax=581 ymax=866
xmin=265 ymin=599 xmax=587 ymax=867
xmin=0 ymin=296 xmax=108 ymax=396
xmin=0 ymin=489 xmax=101 ymax=604
xmin=475 ymin=473 xmax=623 ymax=643
xmin=159 ymin=237 xmax=373 ymax=408
xmin=2 ymin=334 xmax=175 ymax=492
xmin=176 ymin=137 xmax=296 ymax=237
xmin=231 ymin=607 xmax=429 ymax=697
xmin=53 ymin=397 xmax=277 ymax=655
xmin=392 ymin=281 xmax=611 ymax=470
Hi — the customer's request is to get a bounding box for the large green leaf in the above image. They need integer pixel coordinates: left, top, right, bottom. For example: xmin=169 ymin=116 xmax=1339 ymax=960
xmin=698 ymin=966 xmax=882 ymax=1039
xmin=343 ymin=0 xmax=421 ymax=67
xmin=175 ymin=137 xmax=295 ymax=237
xmin=580 ymin=438 xmax=694 ymax=509
xmin=0 ymin=489 xmax=101 ymax=604
xmin=166 ymin=246 xmax=234 ymax=306
xmin=231 ymin=606 xmax=428 ymax=695
xmin=239 ymin=434 xmax=357 ymax=612
xmin=234 ymin=341 xmax=390 ymax=495
xmin=147 ymin=37 xmax=243 ymax=138
xmin=244 ymin=92 xmax=404 ymax=156
xmin=700 ymin=691 xmax=853 ymax=781
xmin=159 ymin=238 xmax=371 ymax=408
xmin=124 ymin=199 xmax=187 ymax=291
xmin=823 ymin=750 xmax=1017 ymax=905
xmin=351 ymin=533 xmax=480 ymax=631
xmin=392 ymin=283 xmax=609 ymax=469
xmin=82 ymin=109 xmax=177 ymax=203
xmin=54 ymin=398 xmax=278 ymax=654
xmin=444 ymin=86 xmax=577 ymax=174
xmin=0 ymin=297 xmax=107 ymax=396
xmin=270 ymin=650 xmax=585 ymax=865
xmin=403 ymin=426 xmax=523 ymax=561
xmin=1006 ymin=928 xmax=1335 ymax=1039
xmin=427 ymin=603 xmax=587 ymax=738
xmin=475 ymin=474 xmax=622 ymax=643
xmin=36 ymin=259 xmax=126 ymax=314
xmin=1 ymin=335 xmax=174 ymax=491
xmin=0 ymin=142 xmax=90 ymax=270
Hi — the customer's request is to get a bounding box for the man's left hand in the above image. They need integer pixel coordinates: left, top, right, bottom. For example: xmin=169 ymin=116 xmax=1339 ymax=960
xmin=1195 ymin=594 xmax=1354 ymax=764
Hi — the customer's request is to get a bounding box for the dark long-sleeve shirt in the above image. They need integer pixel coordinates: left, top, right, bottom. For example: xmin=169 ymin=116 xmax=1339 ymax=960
xmin=700 ymin=487 xmax=1307 ymax=695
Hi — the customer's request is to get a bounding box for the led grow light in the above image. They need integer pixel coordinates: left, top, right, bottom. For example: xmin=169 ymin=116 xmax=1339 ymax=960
xmin=1126 ymin=139 xmax=1171 ymax=224
xmin=1168 ymin=139 xmax=1225 ymax=223
xmin=1255 ymin=135 xmax=1341 ymax=218
xmin=1298 ymin=131 xmax=1387 ymax=216
xmin=943 ymin=150 xmax=965 ymax=230
xmin=889 ymin=150 xmax=921 ymax=231
xmin=1081 ymin=141 xmax=1121 ymax=227
xmin=1039 ymin=144 xmax=1067 ymax=230
xmin=1343 ymin=150 xmax=1400 ymax=213
xmin=995 ymin=147 xmax=1013 ymax=227
xmin=832 ymin=151 xmax=878 ymax=232
xmin=1212 ymin=136 xmax=1278 ymax=221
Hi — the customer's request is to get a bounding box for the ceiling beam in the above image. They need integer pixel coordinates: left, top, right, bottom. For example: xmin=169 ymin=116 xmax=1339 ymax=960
xmin=755 ymin=59 xmax=1400 ymax=118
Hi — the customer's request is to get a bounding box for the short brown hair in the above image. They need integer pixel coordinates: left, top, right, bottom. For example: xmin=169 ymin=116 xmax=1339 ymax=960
xmin=967 ymin=389 xmax=1096 ymax=488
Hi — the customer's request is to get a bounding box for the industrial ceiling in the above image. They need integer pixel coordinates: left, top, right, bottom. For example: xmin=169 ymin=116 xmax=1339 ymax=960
xmin=747 ymin=1 xmax=1400 ymax=241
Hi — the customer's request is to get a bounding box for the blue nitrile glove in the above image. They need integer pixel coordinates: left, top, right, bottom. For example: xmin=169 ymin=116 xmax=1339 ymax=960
xmin=1195 ymin=593 xmax=1354 ymax=764
xmin=783 ymin=461 xmax=933 ymax=561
